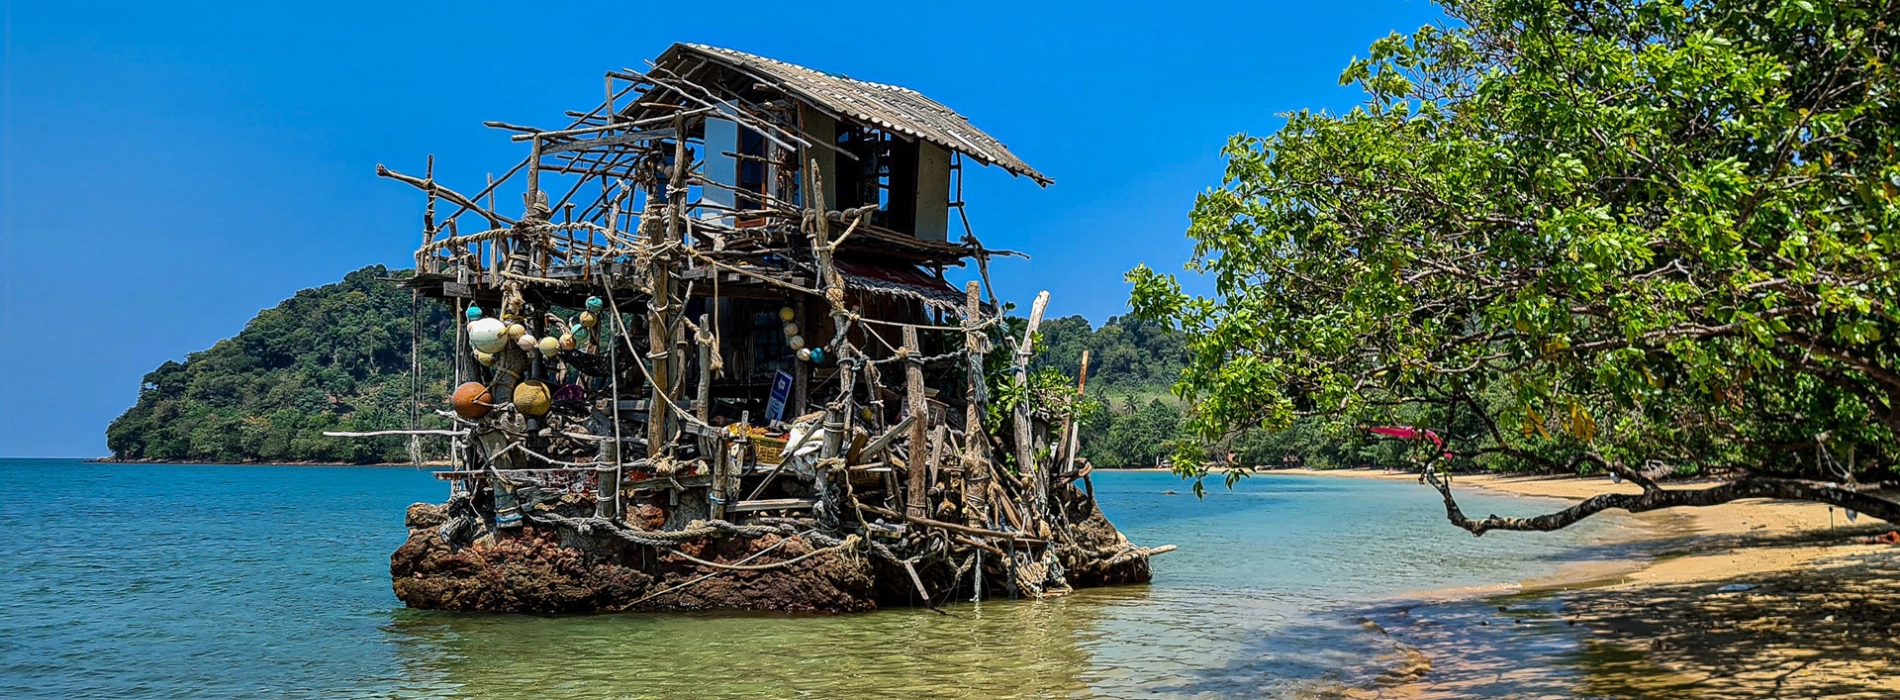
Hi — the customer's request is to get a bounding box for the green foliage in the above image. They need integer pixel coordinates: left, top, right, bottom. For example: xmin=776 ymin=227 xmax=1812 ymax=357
xmin=1033 ymin=315 xmax=1190 ymax=390
xmin=1132 ymin=0 xmax=1900 ymax=485
xmin=106 ymin=266 xmax=457 ymax=463
xmin=988 ymin=367 xmax=1105 ymax=429
xmin=980 ymin=315 xmax=1198 ymax=468
xmin=1087 ymin=397 xmax=1185 ymax=469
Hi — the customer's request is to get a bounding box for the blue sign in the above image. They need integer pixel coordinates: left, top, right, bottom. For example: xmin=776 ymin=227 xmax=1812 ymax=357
xmin=765 ymin=370 xmax=794 ymax=423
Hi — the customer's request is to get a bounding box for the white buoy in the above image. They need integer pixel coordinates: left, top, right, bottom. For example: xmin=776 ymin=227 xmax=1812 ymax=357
xmin=469 ymin=318 xmax=508 ymax=353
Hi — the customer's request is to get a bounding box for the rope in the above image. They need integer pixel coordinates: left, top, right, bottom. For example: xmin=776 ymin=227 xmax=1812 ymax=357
xmin=870 ymin=348 xmax=968 ymax=366
xmin=496 ymin=441 xmax=605 ymax=468
xmin=597 ymin=269 xmax=718 ymax=437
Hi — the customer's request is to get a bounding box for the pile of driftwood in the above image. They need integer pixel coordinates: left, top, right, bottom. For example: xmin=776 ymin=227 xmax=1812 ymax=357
xmin=342 ymin=44 xmax=1169 ymax=613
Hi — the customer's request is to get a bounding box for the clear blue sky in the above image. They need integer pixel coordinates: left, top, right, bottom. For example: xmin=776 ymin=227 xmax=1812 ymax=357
xmin=0 ymin=0 xmax=1445 ymax=457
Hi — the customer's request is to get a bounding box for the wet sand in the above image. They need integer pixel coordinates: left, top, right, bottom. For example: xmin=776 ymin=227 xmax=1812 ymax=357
xmin=1298 ymin=468 xmax=1900 ymax=698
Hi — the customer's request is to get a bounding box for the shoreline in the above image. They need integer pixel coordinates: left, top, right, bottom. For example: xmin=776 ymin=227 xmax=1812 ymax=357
xmin=78 ymin=457 xmax=450 ymax=468
xmin=1280 ymin=467 xmax=1888 ymax=589
xmin=1282 ymin=467 xmax=1900 ymax=697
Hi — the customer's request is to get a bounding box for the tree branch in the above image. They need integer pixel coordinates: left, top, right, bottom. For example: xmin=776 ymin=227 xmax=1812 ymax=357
xmin=1424 ymin=472 xmax=1895 ymax=536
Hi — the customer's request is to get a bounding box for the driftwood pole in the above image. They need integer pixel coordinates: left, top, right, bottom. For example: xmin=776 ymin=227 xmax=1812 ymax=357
xmin=962 ymin=281 xmax=991 ymax=529
xmin=647 ymin=117 xmax=686 ymax=458
xmin=1060 ymin=349 xmax=1090 ymax=477
xmin=1013 ymin=291 xmax=1051 ymax=528
xmin=904 ymin=325 xmax=929 ymax=519
xmin=699 ymin=313 xmax=726 ymax=519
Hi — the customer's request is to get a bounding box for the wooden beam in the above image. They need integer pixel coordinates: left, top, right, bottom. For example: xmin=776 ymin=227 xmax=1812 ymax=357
xmin=728 ymin=498 xmax=817 ymax=512
xmin=538 ymin=127 xmax=678 ymax=154
xmin=962 ymin=280 xmax=991 ymax=529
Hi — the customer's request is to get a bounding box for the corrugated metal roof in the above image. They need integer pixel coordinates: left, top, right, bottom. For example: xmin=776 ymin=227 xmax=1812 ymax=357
xmin=655 ymin=43 xmax=1051 ymax=186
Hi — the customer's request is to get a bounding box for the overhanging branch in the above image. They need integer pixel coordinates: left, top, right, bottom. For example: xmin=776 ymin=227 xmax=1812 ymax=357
xmin=1423 ymin=471 xmax=1897 ymax=536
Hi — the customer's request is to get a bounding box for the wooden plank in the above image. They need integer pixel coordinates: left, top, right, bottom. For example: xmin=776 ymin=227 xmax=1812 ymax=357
xmin=728 ymin=498 xmax=818 ymax=512
xmin=860 ymin=414 xmax=916 ymax=457
xmin=626 ymin=474 xmax=712 ymax=491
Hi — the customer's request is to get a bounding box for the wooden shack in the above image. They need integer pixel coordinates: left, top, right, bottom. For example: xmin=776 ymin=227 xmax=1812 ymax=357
xmin=357 ymin=44 xmax=1168 ymax=613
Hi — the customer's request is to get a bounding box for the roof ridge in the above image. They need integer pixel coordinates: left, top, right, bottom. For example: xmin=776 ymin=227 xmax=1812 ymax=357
xmin=686 ymin=43 xmax=925 ymax=97
xmin=668 ymin=43 xmax=1049 ymax=185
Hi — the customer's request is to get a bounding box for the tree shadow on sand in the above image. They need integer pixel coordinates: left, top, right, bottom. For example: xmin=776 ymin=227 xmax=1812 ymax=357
xmin=1560 ymin=547 xmax=1900 ymax=699
xmin=1155 ymin=528 xmax=1900 ymax=699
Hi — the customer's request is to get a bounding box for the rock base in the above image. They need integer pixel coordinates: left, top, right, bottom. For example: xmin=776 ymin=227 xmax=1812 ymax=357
xmin=391 ymin=484 xmax=1154 ymax=614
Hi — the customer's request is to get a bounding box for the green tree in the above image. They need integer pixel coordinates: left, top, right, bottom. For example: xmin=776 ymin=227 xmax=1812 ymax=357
xmin=1131 ymin=0 xmax=1900 ymax=532
xmin=106 ymin=266 xmax=457 ymax=464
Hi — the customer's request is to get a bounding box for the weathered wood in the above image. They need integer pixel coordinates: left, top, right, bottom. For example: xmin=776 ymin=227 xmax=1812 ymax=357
xmin=1060 ymin=348 xmax=1091 ymax=477
xmin=962 ymin=280 xmax=991 ymax=529
xmin=1013 ymin=290 xmax=1051 ymax=522
xmin=626 ymin=473 xmax=712 ymax=492
xmin=990 ymin=481 xmax=1025 ymax=532
xmin=698 ymin=313 xmax=723 ymax=520
xmin=903 ymin=325 xmax=929 ymax=519
xmin=377 ymin=165 xmax=517 ymax=226
xmin=792 ymin=300 xmax=810 ymax=419
xmin=538 ymin=128 xmax=678 ymax=154
xmin=728 ymin=498 xmax=817 ymax=513
xmin=324 ymin=429 xmax=467 ymax=438
xmin=647 ymin=115 xmax=686 ymax=459
xmin=595 ymin=465 xmax=620 ymax=519
xmin=925 ymin=425 xmax=947 ymax=500
xmin=858 ymin=503 xmax=1045 ymax=544
xmin=862 ymin=414 xmax=917 ymax=458
xmin=433 ymin=467 xmax=594 ymax=479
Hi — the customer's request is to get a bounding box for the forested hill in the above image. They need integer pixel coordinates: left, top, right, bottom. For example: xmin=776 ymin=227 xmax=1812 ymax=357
xmin=1033 ymin=315 xmax=1188 ymax=391
xmin=106 ymin=266 xmax=456 ymax=463
xmin=1031 ymin=315 xmax=1195 ymax=468
xmin=104 ymin=267 xmax=1193 ymax=465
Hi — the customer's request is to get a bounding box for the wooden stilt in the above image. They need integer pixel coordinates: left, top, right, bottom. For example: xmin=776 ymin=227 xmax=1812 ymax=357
xmin=904 ymin=325 xmax=929 ymax=520
xmin=962 ymin=281 xmax=991 ymax=529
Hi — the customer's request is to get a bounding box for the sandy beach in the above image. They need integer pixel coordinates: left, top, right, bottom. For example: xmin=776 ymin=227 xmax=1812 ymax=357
xmin=1282 ymin=468 xmax=1900 ymax=698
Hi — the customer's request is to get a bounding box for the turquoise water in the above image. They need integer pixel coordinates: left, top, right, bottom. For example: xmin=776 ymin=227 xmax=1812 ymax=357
xmin=0 ymin=460 xmax=1634 ymax=698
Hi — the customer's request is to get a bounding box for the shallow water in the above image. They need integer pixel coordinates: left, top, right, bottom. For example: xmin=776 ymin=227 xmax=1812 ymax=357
xmin=0 ymin=460 xmax=1640 ymax=698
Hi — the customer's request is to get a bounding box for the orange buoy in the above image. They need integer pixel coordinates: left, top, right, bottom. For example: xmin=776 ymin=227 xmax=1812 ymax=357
xmin=451 ymin=382 xmax=493 ymax=419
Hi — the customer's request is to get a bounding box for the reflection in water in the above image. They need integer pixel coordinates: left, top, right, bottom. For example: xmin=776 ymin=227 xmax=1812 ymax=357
xmin=3 ymin=462 xmax=1648 ymax=699
xmin=380 ymin=591 xmax=1129 ymax=698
